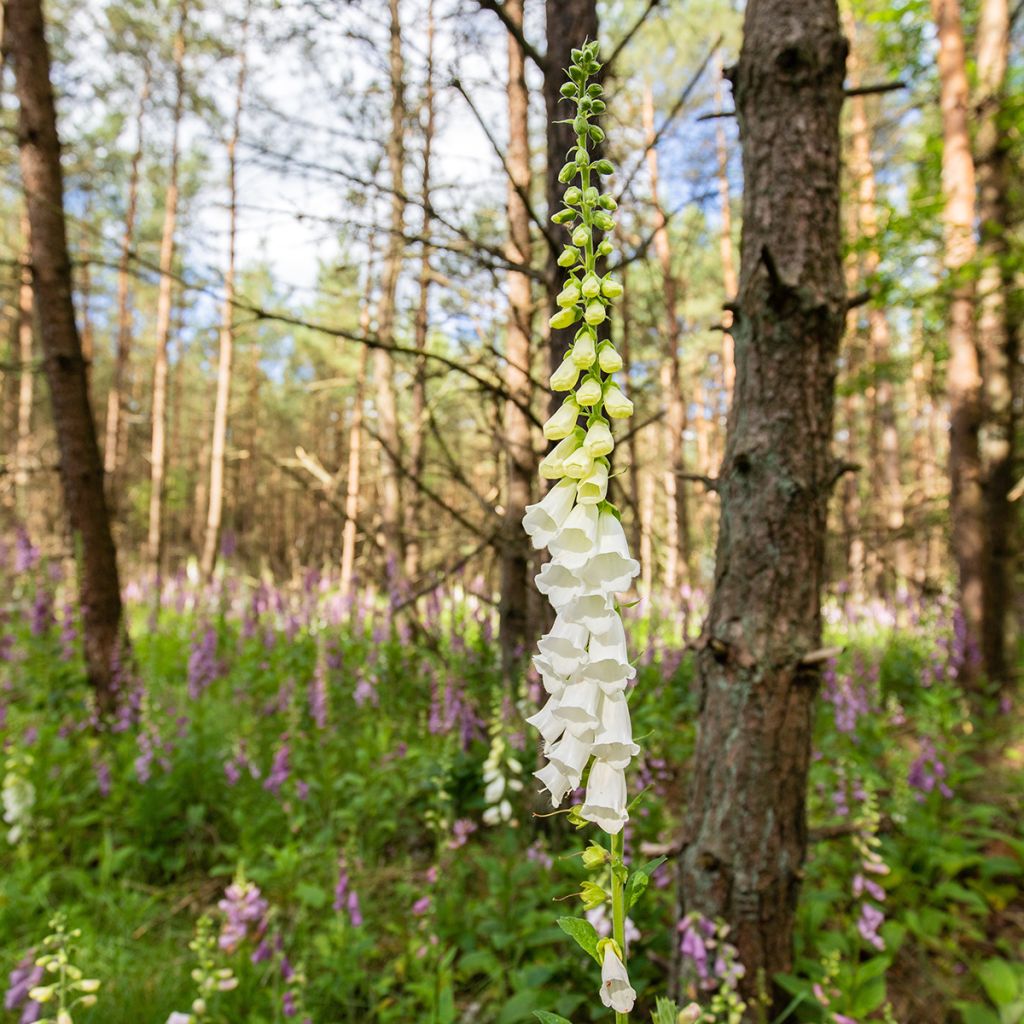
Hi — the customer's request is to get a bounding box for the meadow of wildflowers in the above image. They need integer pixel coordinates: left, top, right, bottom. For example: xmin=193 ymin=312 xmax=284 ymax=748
xmin=0 ymin=524 xmax=1021 ymax=1024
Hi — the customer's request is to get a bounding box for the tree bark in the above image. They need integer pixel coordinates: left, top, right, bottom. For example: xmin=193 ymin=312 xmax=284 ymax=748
xmin=715 ymin=59 xmax=738 ymax=407
xmin=147 ymin=0 xmax=187 ymax=582
xmin=5 ymin=0 xmax=128 ymax=707
xmin=499 ymin=0 xmax=536 ymax=675
xmin=374 ymin=0 xmax=407 ymax=582
xmin=680 ymin=4 xmax=847 ymax=1014
xmin=200 ymin=11 xmax=248 ymax=581
xmin=974 ymin=0 xmax=1015 ymax=689
xmin=932 ymin=0 xmax=984 ymax=681
xmin=104 ymin=65 xmax=150 ymax=510
xmin=14 ymin=214 xmax=34 ymax=518
xmin=643 ymin=83 xmax=690 ymax=593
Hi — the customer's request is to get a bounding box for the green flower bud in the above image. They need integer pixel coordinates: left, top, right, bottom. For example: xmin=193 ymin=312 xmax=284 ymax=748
xmin=583 ymin=420 xmax=614 ymax=458
xmin=587 ymin=83 xmax=603 ymax=97
xmin=562 ymin=446 xmax=594 ymax=479
xmin=589 ymin=124 xmax=605 ymax=143
xmin=557 ymin=284 xmax=580 ymax=308
xmin=550 ymin=355 xmax=582 ymax=391
xmin=603 ymin=382 xmax=634 ymax=419
xmin=563 ymin=186 xmax=582 ymax=206
xmin=573 ymin=115 xmax=588 ymax=134
xmin=584 ymin=186 xmax=600 ymax=204
xmin=576 ymin=377 xmax=603 ymax=406
xmin=597 ymin=239 xmax=614 ymax=256
xmin=557 ymin=246 xmax=580 ymax=268
xmin=593 ymin=211 xmax=615 ymax=232
xmin=76 ymin=979 xmax=101 ymax=993
xmin=597 ymin=342 xmax=624 ymax=373
xmin=577 ymin=460 xmax=609 ymax=505
xmin=570 ymin=47 xmax=584 ymax=63
xmin=543 ymin=397 xmax=580 ymax=440
xmin=601 ymin=277 xmax=623 ymax=300
xmin=549 ymin=307 xmax=578 ymax=330
xmin=593 ymin=158 xmax=615 ymax=175
xmin=571 ymin=225 xmax=590 ymax=248
xmin=584 ymin=300 xmax=606 ymax=326
xmin=558 ymin=161 xmax=577 ymax=183
xmin=579 ymin=97 xmax=593 ymax=113
xmin=581 ymin=274 xmax=601 ymax=298
xmin=591 ymin=99 xmax=606 ymax=113
xmin=551 ymin=208 xmax=575 ymax=225
xmin=599 ymin=193 xmax=618 ymax=210
xmin=572 ymin=332 xmax=597 ymax=368
xmin=29 ymin=986 xmax=55 ymax=1003
xmin=580 ymin=880 xmax=608 ymax=911
xmin=559 ymin=82 xmax=577 ymax=98
xmin=581 ymin=842 xmax=609 ymax=869
xmin=568 ymin=66 xmax=584 ymax=84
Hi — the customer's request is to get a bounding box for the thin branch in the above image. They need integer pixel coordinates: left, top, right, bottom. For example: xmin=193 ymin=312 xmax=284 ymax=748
xmin=474 ymin=0 xmax=546 ymax=71
xmin=696 ymin=109 xmax=735 ymax=121
xmin=604 ymin=0 xmax=664 ymax=75
xmin=844 ymin=80 xmax=906 ymax=97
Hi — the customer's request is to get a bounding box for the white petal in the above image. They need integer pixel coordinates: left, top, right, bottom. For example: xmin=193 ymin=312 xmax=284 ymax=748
xmin=548 ymin=503 xmax=600 ymax=568
xmin=600 ymin=947 xmax=636 ymax=1012
xmin=523 ymin=479 xmax=577 ymax=549
xmin=535 ymin=560 xmax=585 ymax=609
xmin=591 ymin=692 xmax=640 ymax=768
xmin=534 ymin=761 xmax=572 ymax=806
xmin=537 ymin=615 xmax=590 ymax=677
xmin=547 ymin=729 xmax=595 ymax=781
xmin=525 ymin=695 xmax=567 ymax=745
xmin=564 ymin=590 xmax=617 ymax=633
xmin=552 ymin=681 xmax=602 ymax=731
xmin=581 ymin=759 xmax=628 ymax=834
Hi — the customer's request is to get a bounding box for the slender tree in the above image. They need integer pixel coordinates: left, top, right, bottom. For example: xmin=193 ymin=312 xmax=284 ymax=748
xmin=13 ymin=214 xmax=34 ymax=517
xmin=680 ymin=3 xmax=847 ymax=1012
xmin=5 ymin=0 xmax=128 ymax=707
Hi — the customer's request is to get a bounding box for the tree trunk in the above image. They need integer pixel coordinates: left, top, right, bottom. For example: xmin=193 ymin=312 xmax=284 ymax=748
xmin=716 ymin=60 xmax=738 ymax=407
xmin=340 ymin=344 xmax=369 ymax=597
xmin=374 ymin=0 xmax=407 ymax=582
xmin=643 ymin=83 xmax=690 ymax=593
xmin=680 ymin=4 xmax=847 ymax=1014
xmin=544 ymin=0 xmax=597 ymax=411
xmin=200 ymin=12 xmax=248 ymax=581
xmin=14 ymin=214 xmax=34 ymax=517
xmin=6 ymin=0 xmax=128 ymax=707
xmin=974 ymin=0 xmax=1014 ymax=689
xmin=499 ymin=0 xmax=536 ymax=675
xmin=147 ymin=0 xmax=187 ymax=582
xmin=404 ymin=0 xmax=434 ymax=583
xmin=933 ymin=0 xmax=984 ymax=681
xmin=104 ymin=65 xmax=150 ymax=509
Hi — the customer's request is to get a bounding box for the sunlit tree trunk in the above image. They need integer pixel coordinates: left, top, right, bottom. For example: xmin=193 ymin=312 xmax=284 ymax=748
xmin=499 ymin=0 xmax=536 ymax=674
xmin=715 ymin=59 xmax=737 ymax=407
xmin=6 ymin=0 xmax=128 ymax=708
xmin=643 ymin=83 xmax=690 ymax=593
xmin=14 ymin=214 xmax=34 ymax=518
xmin=147 ymin=0 xmax=187 ymax=583
xmin=103 ymin=66 xmax=149 ymax=508
xmin=200 ymin=12 xmax=248 ymax=581
xmin=932 ymin=0 xmax=984 ymax=681
xmin=680 ymin=4 xmax=847 ymax=1013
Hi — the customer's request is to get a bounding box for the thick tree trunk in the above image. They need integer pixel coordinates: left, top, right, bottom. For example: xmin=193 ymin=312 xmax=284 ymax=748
xmin=933 ymin=0 xmax=984 ymax=681
xmin=200 ymin=15 xmax=248 ymax=581
xmin=104 ymin=67 xmax=149 ymax=509
xmin=680 ymin=5 xmax=847 ymax=1014
xmin=6 ymin=0 xmax=127 ymax=707
xmin=544 ymin=0 xmax=597 ymax=411
xmin=643 ymin=84 xmax=690 ymax=593
xmin=147 ymin=1 xmax=187 ymax=582
xmin=974 ymin=0 xmax=1014 ymax=689
xmin=374 ymin=0 xmax=407 ymax=582
xmin=499 ymin=0 xmax=536 ymax=675
xmin=14 ymin=215 xmax=34 ymax=516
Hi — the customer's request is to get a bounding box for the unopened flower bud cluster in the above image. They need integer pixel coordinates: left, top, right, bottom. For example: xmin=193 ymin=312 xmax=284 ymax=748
xmin=524 ymin=40 xmax=639 ymax=839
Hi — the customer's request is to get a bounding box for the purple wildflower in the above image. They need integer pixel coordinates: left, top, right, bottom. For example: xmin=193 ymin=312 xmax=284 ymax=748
xmin=218 ymin=879 xmax=269 ymax=952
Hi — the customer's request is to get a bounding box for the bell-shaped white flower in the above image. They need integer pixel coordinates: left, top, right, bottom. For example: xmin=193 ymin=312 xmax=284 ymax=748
xmin=548 ymin=503 xmax=599 ymax=568
xmin=590 ymin=692 xmax=640 ymax=768
xmin=582 ymin=615 xmax=635 ymax=693
xmin=525 ymin=695 xmax=567 ymax=745
xmin=552 ymin=680 xmax=601 ymax=731
xmin=583 ymin=420 xmax=614 ymax=458
xmin=544 ymin=396 xmax=580 ymax=440
xmin=523 ymin=479 xmax=577 ymax=550
xmin=537 ymin=615 xmax=589 ymax=677
xmin=597 ymin=342 xmax=623 ymax=373
xmin=564 ymin=590 xmax=617 ymax=634
xmin=535 ymin=560 xmax=585 ymax=610
xmin=579 ymin=511 xmax=640 ymax=593
xmin=572 ymin=331 xmax=597 ymax=368
xmin=550 ymin=354 xmax=582 ymax=392
xmin=548 ymin=728 xmax=595 ymax=783
xmin=562 ymin=446 xmax=594 ymax=480
xmin=603 ymin=382 xmax=634 ymax=419
xmin=577 ymin=460 xmax=609 ymax=505
xmin=599 ymin=945 xmax=636 ymax=1012
xmin=583 ymin=759 xmax=628 ymax=835
xmin=539 ymin=430 xmax=583 ymax=479
xmin=576 ymin=377 xmax=603 ymax=406
xmin=534 ymin=761 xmax=572 ymax=806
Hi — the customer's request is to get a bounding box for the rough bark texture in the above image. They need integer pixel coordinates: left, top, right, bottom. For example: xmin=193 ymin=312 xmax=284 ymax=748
xmin=103 ymin=67 xmax=149 ymax=507
xmin=933 ymin=0 xmax=984 ymax=681
xmin=6 ymin=0 xmax=127 ymax=707
xmin=374 ymin=0 xmax=407 ymax=581
xmin=680 ymin=3 xmax=847 ymax=1013
xmin=498 ymin=0 xmax=536 ymax=675
xmin=200 ymin=15 xmax=248 ymax=581
xmin=147 ymin=1 xmax=187 ymax=579
xmin=974 ymin=0 xmax=1015 ymax=689
xmin=543 ymin=0 xmax=597 ymax=411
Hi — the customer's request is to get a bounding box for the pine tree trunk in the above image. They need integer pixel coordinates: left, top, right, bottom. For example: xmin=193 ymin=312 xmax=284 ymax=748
xmin=680 ymin=5 xmax=847 ymax=1013
xmin=499 ymin=0 xmax=536 ymax=675
xmin=147 ymin=0 xmax=187 ymax=583
xmin=14 ymin=214 xmax=34 ymax=517
xmin=716 ymin=61 xmax=738 ymax=407
xmin=6 ymin=0 xmax=128 ymax=708
xmin=974 ymin=0 xmax=1014 ymax=689
xmin=933 ymin=0 xmax=984 ymax=682
xmin=200 ymin=14 xmax=248 ymax=581
xmin=104 ymin=67 xmax=149 ymax=510
xmin=375 ymin=0 xmax=407 ymax=582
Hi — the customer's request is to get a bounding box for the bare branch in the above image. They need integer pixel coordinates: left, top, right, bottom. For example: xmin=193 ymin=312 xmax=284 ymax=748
xmin=844 ymin=80 xmax=906 ymax=97
xmin=474 ymin=0 xmax=546 ymax=71
xmin=604 ymin=0 xmax=664 ymax=75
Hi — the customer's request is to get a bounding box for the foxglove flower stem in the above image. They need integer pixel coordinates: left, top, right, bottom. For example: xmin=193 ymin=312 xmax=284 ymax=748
xmin=610 ymin=829 xmax=628 ymax=1024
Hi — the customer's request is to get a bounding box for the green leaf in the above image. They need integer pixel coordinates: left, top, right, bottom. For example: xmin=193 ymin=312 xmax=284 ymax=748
xmin=651 ymin=997 xmax=680 ymax=1024
xmin=625 ymin=856 xmax=667 ymax=909
xmin=955 ymin=1002 xmax=1001 ymax=1024
xmin=851 ymin=976 xmax=887 ymax=1017
xmin=557 ymin=916 xmax=602 ymax=964
xmin=534 ymin=1012 xmax=574 ymax=1024
xmin=978 ymin=959 xmax=1020 ymax=1007
xmin=295 ymin=882 xmax=328 ymax=908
